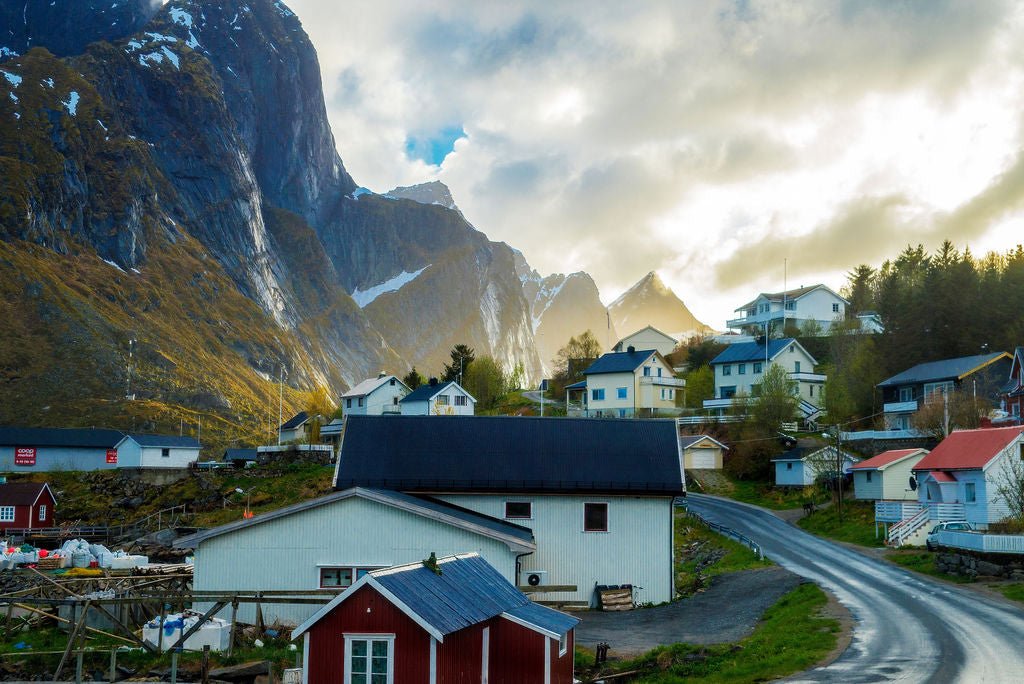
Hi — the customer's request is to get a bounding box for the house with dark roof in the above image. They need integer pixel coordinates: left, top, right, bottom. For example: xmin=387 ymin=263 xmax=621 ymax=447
xmin=565 ymin=348 xmax=683 ymax=418
xmin=175 ymin=487 xmax=536 ymax=626
xmin=278 ymin=411 xmax=314 ymax=443
xmin=0 ymin=427 xmax=201 ymax=471
xmin=880 ymin=426 xmax=1024 ymax=545
xmin=223 ymin=448 xmax=259 ymax=467
xmin=334 ymin=415 xmax=686 ymax=607
xmin=877 ymin=352 xmax=1012 ymax=431
xmin=115 ymin=434 xmax=202 ymax=469
xmin=1000 ymin=347 xmax=1024 ymax=422
xmin=293 ymin=553 xmax=578 ymax=684
xmin=726 ymin=284 xmax=848 ymax=335
xmin=0 ymin=482 xmax=56 ymax=530
xmin=400 ymin=379 xmax=475 ymax=416
xmin=771 ymin=445 xmax=859 ymax=487
xmin=341 ymin=373 xmax=410 ymax=416
xmin=703 ymin=338 xmax=825 ymax=422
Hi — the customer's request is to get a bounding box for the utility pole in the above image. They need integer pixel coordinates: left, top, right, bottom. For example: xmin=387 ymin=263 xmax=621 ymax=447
xmin=278 ymin=364 xmax=285 ymax=446
xmin=943 ymin=390 xmax=950 ymax=437
xmin=125 ymin=338 xmax=135 ymax=400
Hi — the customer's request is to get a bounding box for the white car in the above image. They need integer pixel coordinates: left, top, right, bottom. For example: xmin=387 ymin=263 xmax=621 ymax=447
xmin=926 ymin=521 xmax=974 ymax=551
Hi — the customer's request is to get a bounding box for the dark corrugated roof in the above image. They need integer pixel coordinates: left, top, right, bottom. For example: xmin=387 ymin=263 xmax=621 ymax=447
xmin=0 ymin=482 xmax=51 ymax=506
xmin=564 ymin=380 xmax=587 ymax=390
xmin=504 ymin=601 xmax=579 ymax=637
xmin=128 ymin=434 xmax=201 ymax=448
xmin=0 ymin=427 xmax=124 ymax=449
xmin=335 ymin=415 xmax=684 ymax=494
xmin=223 ymin=448 xmax=258 ymax=461
xmin=878 ymin=352 xmax=1010 ymax=387
xmin=583 ymin=350 xmax=656 ymax=375
xmin=710 ymin=338 xmax=800 ymax=365
xmin=372 ymin=554 xmax=577 ymax=637
xmin=280 ymin=412 xmax=310 ymax=430
xmin=401 ymin=381 xmax=455 ymax=403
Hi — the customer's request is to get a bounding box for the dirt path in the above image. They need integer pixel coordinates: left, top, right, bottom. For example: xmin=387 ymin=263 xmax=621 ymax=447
xmin=574 ymin=566 xmax=802 ymax=656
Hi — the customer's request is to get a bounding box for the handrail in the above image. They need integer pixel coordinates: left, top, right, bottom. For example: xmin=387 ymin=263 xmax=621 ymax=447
xmin=686 ymin=509 xmax=764 ymax=560
xmin=888 ymin=507 xmax=929 ymax=547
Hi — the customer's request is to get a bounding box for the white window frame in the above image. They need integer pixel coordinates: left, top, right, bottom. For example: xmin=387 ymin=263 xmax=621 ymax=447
xmin=738 ymin=364 xmax=746 ymax=375
xmin=454 ymin=395 xmax=468 ymax=407
xmin=0 ymin=506 xmax=14 ymax=522
xmin=832 ymin=303 xmax=840 ymax=313
xmin=436 ymin=394 xmax=450 ymax=406
xmin=38 ymin=505 xmax=46 ymax=521
xmin=753 ymin=362 xmax=762 ymax=374
xmin=319 ymin=565 xmax=384 ymax=590
xmin=898 ymin=387 xmax=913 ymax=402
xmin=558 ymin=632 xmax=568 ymax=657
xmin=616 ymin=387 xmax=628 ymax=399
xmin=583 ymin=502 xmax=609 ymax=533
xmin=722 ymin=365 xmax=732 ymax=376
xmin=965 ymin=482 xmax=977 ymax=504
xmin=343 ymin=633 xmax=395 ymax=684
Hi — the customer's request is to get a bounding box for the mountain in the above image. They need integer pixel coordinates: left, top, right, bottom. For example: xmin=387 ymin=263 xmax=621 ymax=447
xmin=608 ymin=272 xmax=710 ymax=342
xmin=385 ymin=181 xmax=460 ymax=214
xmin=0 ymin=0 xmax=543 ymax=443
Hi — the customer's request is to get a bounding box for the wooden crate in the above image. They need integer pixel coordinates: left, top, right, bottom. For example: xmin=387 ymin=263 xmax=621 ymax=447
xmin=598 ymin=588 xmax=633 ymax=611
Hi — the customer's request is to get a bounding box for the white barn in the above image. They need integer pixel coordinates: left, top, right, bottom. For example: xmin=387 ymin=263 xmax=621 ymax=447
xmin=0 ymin=427 xmax=201 ymax=471
xmin=340 ymin=374 xmax=410 ymax=416
xmin=334 ymin=415 xmax=686 ymax=607
xmin=399 ymin=380 xmax=476 ymax=416
xmin=114 ymin=434 xmax=202 ymax=469
xmin=176 ymin=487 xmax=534 ymax=625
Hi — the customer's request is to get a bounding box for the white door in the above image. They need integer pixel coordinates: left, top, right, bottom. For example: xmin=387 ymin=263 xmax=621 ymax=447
xmin=690 ymin=450 xmax=716 ymax=469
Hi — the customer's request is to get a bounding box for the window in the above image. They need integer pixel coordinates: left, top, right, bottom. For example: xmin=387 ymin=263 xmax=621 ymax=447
xmin=965 ymin=482 xmax=976 ymax=503
xmin=657 ymin=367 xmax=662 ymax=377
xmin=0 ymin=507 xmax=14 ymax=522
xmin=392 ymin=397 xmax=399 ymax=405
xmin=785 ymin=301 xmax=796 ymax=310
xmin=738 ymin=364 xmax=746 ymax=375
xmin=794 ymin=361 xmax=801 ymax=373
xmin=618 ymin=409 xmax=627 ymax=418
xmin=38 ymin=505 xmax=46 ymax=521
xmin=346 ymin=398 xmax=353 ymax=409
xmin=660 ymin=389 xmax=665 ymax=400
xmin=389 ymin=378 xmax=395 ymax=386
xmin=753 ymin=362 xmax=762 ymax=374
xmin=668 ymin=389 xmax=674 ymax=400
xmin=584 ymin=503 xmax=608 ymax=532
xmin=454 ymin=395 xmax=467 ymax=406
xmin=809 ymin=385 xmax=814 ymax=397
xmin=591 ymin=388 xmax=605 ymax=401
xmin=898 ymin=387 xmax=913 ymax=402
xmin=721 ymin=386 xmax=736 ymax=399
xmin=617 ymin=387 xmax=628 ymax=399
xmin=643 ymin=366 xmax=651 ymax=377
xmin=832 ymin=303 xmax=840 ymax=313
xmin=358 ymin=397 xmax=364 ymax=407
xmin=504 ymin=501 xmax=532 ymax=519
xmin=866 ymin=471 xmax=873 ymax=483
xmin=751 ymin=384 xmax=761 ymax=398
xmin=344 ymin=634 xmax=394 ymax=684
xmin=923 ymin=381 xmax=954 ymax=403
xmin=161 ymin=448 xmax=170 ymax=458
xmin=559 ymin=632 xmax=568 ymax=657
xmin=786 ymin=463 xmax=793 ymax=471
xmin=320 ymin=566 xmax=382 ymax=589
xmin=722 ymin=365 xmax=732 ymax=376
xmin=436 ymin=394 xmax=450 ymax=406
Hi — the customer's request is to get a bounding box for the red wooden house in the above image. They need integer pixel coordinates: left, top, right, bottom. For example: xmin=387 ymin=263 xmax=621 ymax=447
xmin=1003 ymin=347 xmax=1024 ymax=422
xmin=0 ymin=482 xmax=56 ymax=530
xmin=292 ymin=553 xmax=578 ymax=684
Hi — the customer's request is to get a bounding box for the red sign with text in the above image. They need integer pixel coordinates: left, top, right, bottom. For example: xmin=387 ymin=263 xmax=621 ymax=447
xmin=14 ymin=447 xmax=36 ymax=466
xmin=106 ymin=449 xmax=118 ymax=464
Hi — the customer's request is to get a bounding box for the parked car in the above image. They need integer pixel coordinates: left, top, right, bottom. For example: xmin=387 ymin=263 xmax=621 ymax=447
xmin=926 ymin=521 xmax=975 ymax=550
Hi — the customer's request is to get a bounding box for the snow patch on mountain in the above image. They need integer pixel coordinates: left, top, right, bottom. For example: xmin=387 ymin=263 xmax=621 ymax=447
xmin=351 ymin=265 xmax=430 ymax=308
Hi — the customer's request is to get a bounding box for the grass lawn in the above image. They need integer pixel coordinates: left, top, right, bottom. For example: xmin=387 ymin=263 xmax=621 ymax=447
xmin=994 ymin=583 xmax=1024 ymax=603
xmin=798 ymin=500 xmax=885 ymax=548
xmin=885 ymin=550 xmax=974 ymax=584
xmin=577 ymin=583 xmax=839 ymax=683
xmin=727 ymin=479 xmax=823 ymax=511
xmin=674 ymin=509 xmax=771 ymax=595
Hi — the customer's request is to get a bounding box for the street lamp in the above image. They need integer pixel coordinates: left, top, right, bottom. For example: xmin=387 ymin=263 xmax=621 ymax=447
xmin=236 ymin=488 xmax=253 ymax=519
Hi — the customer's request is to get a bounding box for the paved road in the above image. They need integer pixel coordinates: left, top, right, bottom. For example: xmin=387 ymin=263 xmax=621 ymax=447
xmin=688 ymin=493 xmax=1024 ymax=683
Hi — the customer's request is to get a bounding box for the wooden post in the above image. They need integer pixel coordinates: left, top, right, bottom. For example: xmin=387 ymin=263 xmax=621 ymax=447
xmin=227 ymin=600 xmax=239 ymax=657
xmin=3 ymin=602 xmax=13 ymax=639
xmin=170 ymin=650 xmax=179 ymax=684
xmin=75 ymin=650 xmax=83 ymax=684
xmin=54 ymin=600 xmax=91 ymax=681
xmin=157 ymin=603 xmax=167 ymax=653
xmin=201 ymin=645 xmax=210 ymax=684
xmin=110 ymin=649 xmax=117 ymax=683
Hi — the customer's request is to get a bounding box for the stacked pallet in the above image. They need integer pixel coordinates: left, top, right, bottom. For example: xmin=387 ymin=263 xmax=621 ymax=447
xmin=598 ymin=586 xmax=633 ymax=611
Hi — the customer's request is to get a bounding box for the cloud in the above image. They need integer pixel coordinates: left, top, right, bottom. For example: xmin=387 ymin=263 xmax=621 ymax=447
xmin=287 ymin=0 xmax=1024 ymax=324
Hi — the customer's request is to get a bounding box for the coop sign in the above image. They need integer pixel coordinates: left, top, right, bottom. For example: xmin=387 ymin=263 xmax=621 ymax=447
xmin=14 ymin=447 xmax=36 ymax=466
xmin=106 ymin=449 xmax=118 ymax=464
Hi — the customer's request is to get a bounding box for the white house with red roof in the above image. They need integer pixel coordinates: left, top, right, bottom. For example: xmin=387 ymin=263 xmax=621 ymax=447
xmin=887 ymin=426 xmax=1024 ymax=545
xmin=852 ymin=449 xmax=929 ymax=502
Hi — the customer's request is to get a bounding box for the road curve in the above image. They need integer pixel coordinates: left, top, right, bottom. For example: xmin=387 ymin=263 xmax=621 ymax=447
xmin=687 ymin=493 xmax=1024 ymax=683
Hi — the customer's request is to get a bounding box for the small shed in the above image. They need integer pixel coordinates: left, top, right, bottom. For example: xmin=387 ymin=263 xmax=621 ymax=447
xmin=773 ymin=446 xmax=859 ymax=487
xmin=679 ymin=435 xmax=728 ymax=470
xmin=851 ymin=448 xmax=929 ymax=501
xmin=400 ymin=381 xmax=476 ymax=416
xmin=0 ymin=482 xmax=56 ymax=530
xmin=293 ymin=553 xmax=578 ymax=684
xmin=223 ymin=448 xmax=258 ymax=468
xmin=115 ymin=434 xmax=202 ymax=468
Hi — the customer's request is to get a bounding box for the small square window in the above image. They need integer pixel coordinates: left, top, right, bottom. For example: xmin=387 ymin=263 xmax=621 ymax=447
xmin=753 ymin=362 xmax=762 ymax=374
xmin=0 ymin=506 xmax=14 ymax=522
xmin=584 ymin=503 xmax=608 ymax=532
xmin=320 ymin=567 xmax=353 ymax=588
xmin=722 ymin=365 xmax=732 ymax=376
xmin=505 ymin=501 xmax=532 ymax=519
xmin=617 ymin=387 xmax=627 ymax=399
xmin=738 ymin=364 xmax=746 ymax=375
xmin=832 ymin=303 xmax=840 ymax=313
xmin=161 ymin=448 xmax=170 ymax=458
xmin=786 ymin=463 xmax=793 ymax=471
xmin=866 ymin=471 xmax=872 ymax=483
xmin=455 ymin=395 xmax=467 ymax=406
xmin=591 ymin=388 xmax=605 ymax=401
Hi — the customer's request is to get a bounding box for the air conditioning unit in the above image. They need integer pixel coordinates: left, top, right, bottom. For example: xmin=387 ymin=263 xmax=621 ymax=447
xmin=524 ymin=570 xmax=548 ymax=587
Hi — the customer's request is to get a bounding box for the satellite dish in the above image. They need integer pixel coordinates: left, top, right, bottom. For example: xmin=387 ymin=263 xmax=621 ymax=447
xmin=909 ymin=475 xmax=918 ymax=491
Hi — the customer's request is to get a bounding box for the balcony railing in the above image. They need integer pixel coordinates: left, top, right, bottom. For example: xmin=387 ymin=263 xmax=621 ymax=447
xmin=382 ymin=404 xmax=401 ymax=415
xmin=639 ymin=376 xmax=685 ymax=387
xmin=883 ymin=400 xmax=918 ymax=414
xmin=789 ymin=372 xmax=827 ymax=383
xmin=875 ymin=501 xmax=965 ymax=524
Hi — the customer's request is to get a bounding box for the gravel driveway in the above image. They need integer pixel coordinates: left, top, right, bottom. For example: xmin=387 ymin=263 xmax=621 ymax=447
xmin=574 ymin=566 xmax=802 ymax=655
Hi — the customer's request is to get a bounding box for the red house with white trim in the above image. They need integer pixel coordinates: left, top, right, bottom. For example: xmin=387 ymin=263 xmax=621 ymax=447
xmin=0 ymin=482 xmax=56 ymax=530
xmin=292 ymin=553 xmax=579 ymax=684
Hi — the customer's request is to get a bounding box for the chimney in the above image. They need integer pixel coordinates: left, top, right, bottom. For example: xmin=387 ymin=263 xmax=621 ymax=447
xmin=429 ymin=377 xmax=439 ymax=386
xmin=627 ymin=345 xmax=635 ymax=353
xmin=377 ymin=371 xmax=387 ymax=379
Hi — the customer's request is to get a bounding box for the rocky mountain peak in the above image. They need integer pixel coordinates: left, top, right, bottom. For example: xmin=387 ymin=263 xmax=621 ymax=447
xmin=385 ymin=181 xmax=461 ymax=214
xmin=609 ymin=271 xmax=710 ymax=340
xmin=0 ymin=0 xmax=161 ymax=59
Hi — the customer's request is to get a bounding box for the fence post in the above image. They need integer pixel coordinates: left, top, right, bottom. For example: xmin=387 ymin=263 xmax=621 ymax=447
xmin=110 ymin=649 xmax=117 ymax=683
xmin=75 ymin=650 xmax=84 ymax=684
xmin=170 ymin=650 xmax=179 ymax=684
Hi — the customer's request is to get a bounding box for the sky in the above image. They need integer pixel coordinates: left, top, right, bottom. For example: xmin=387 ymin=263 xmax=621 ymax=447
xmin=287 ymin=0 xmax=1024 ymax=329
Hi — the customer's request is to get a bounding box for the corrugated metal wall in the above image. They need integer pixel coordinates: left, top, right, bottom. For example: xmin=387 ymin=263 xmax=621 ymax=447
xmin=193 ymin=495 xmax=520 ymax=625
xmin=0 ymin=446 xmax=119 ymax=472
xmin=437 ymin=494 xmax=674 ymax=606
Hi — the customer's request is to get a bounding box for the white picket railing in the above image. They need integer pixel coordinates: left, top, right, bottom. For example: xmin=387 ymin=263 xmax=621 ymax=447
xmin=937 ymin=531 xmax=1024 ymax=554
xmin=875 ymin=501 xmax=924 ymax=523
xmin=885 ymin=502 xmax=967 ymax=547
xmin=888 ymin=507 xmax=930 ymax=547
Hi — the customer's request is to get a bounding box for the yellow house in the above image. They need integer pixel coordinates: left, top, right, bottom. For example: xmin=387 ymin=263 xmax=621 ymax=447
xmin=568 ymin=348 xmax=684 ymax=418
xmin=679 ymin=434 xmax=728 ymax=470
